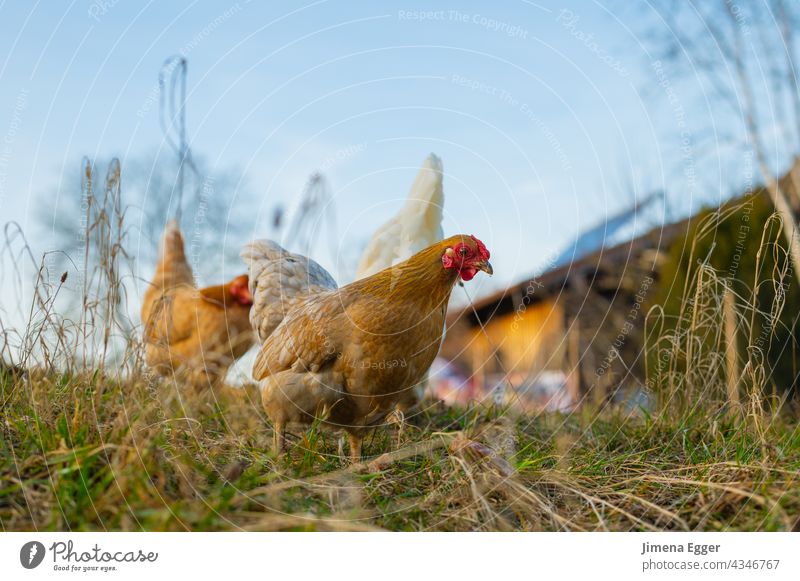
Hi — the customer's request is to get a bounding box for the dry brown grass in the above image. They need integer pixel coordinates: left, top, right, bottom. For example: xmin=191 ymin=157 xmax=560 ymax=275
xmin=1 ymin=159 xmax=799 ymax=531
xmin=2 ymin=373 xmax=798 ymax=531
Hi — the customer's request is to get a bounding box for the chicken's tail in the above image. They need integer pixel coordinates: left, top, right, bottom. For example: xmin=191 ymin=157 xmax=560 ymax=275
xmin=241 ymin=239 xmax=337 ymax=342
xmin=393 ymin=153 xmax=445 ymax=266
xmin=403 ymin=153 xmax=444 ymax=218
xmin=241 ymin=239 xmax=337 ymax=293
xmin=355 ymin=153 xmax=445 ymax=280
xmin=239 ymin=239 xmax=288 ymax=283
xmin=150 ymin=219 xmax=194 ymax=290
xmin=158 ymin=219 xmax=184 ymax=261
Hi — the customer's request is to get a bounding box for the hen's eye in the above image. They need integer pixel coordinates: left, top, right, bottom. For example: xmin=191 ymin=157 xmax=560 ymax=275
xmin=459 ymin=247 xmax=468 ymax=256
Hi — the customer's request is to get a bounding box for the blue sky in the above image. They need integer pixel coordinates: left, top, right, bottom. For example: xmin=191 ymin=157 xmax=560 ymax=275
xmin=0 ymin=1 xmax=755 ymax=319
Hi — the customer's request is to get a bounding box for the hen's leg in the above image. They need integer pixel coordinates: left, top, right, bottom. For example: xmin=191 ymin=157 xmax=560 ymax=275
xmin=273 ymin=421 xmax=286 ymax=455
xmin=348 ymin=433 xmax=362 ymax=463
xmin=387 ymin=409 xmax=406 ymax=446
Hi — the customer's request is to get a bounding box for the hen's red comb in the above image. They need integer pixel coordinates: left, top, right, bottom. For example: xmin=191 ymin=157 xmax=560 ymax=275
xmin=471 ymin=235 xmax=490 ymax=260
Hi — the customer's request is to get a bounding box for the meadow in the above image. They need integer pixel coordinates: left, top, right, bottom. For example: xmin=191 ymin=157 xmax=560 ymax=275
xmin=2 ymin=369 xmax=798 ymax=531
xmin=1 ymin=165 xmax=798 ymax=532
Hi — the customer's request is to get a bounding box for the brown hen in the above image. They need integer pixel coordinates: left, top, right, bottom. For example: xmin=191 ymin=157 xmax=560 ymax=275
xmin=141 ymin=220 xmax=254 ymax=387
xmin=243 ymin=234 xmax=492 ymax=460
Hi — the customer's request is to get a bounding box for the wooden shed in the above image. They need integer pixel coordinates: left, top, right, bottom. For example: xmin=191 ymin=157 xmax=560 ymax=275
xmin=441 ymin=199 xmax=688 ymax=408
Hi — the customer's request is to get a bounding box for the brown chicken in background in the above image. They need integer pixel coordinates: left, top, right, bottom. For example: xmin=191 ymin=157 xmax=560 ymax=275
xmin=141 ymin=220 xmax=254 ymax=387
xmin=242 ymin=234 xmax=492 ymax=461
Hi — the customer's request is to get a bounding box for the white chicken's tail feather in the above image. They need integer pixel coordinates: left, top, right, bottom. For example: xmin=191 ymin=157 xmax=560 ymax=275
xmin=400 ymin=153 xmax=444 ymax=218
xmin=355 ymin=153 xmax=445 ymax=279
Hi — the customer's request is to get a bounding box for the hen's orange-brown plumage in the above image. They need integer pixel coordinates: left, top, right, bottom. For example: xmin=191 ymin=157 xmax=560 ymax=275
xmin=245 ymin=234 xmax=491 ymax=459
xmin=141 ymin=221 xmax=254 ymax=387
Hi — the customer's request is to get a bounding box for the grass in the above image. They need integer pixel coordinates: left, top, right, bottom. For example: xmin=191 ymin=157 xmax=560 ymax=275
xmin=1 ymin=369 xmax=798 ymax=531
xmin=1 ymin=158 xmax=799 ymax=531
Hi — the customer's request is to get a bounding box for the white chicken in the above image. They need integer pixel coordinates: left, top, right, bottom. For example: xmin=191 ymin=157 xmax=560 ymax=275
xmin=355 ymin=153 xmax=444 ymax=279
xmin=354 ymin=153 xmax=446 ymax=419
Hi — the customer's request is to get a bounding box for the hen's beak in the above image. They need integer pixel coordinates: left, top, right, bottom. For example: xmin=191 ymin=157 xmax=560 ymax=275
xmin=478 ymin=261 xmax=493 ymax=275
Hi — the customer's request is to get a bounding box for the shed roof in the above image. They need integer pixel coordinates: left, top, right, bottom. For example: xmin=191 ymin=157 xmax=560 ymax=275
xmin=449 ymin=213 xmax=688 ymax=325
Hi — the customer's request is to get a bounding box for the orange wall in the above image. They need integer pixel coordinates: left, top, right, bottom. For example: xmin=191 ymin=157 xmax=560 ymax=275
xmin=446 ymin=297 xmax=567 ymax=379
